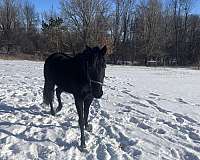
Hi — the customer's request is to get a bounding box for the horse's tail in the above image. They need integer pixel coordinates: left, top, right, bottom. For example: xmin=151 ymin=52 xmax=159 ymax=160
xmin=43 ymin=61 xmax=54 ymax=105
xmin=43 ymin=79 xmax=54 ymax=105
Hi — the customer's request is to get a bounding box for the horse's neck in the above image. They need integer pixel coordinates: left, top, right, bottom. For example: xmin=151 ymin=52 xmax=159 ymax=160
xmin=74 ymin=53 xmax=88 ymax=64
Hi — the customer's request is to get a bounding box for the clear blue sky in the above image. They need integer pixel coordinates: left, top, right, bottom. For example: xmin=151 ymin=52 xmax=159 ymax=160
xmin=191 ymin=1 xmax=200 ymax=15
xmin=32 ymin=0 xmax=200 ymax=15
xmin=31 ymin=0 xmax=60 ymax=14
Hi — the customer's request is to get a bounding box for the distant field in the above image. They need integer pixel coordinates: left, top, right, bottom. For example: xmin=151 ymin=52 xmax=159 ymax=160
xmin=0 ymin=53 xmax=44 ymax=61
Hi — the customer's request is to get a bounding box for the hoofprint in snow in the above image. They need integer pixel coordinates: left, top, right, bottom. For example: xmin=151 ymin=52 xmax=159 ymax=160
xmin=0 ymin=60 xmax=200 ymax=160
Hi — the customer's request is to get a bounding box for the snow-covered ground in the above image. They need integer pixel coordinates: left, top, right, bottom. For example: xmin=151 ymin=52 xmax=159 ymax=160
xmin=0 ymin=60 xmax=200 ymax=160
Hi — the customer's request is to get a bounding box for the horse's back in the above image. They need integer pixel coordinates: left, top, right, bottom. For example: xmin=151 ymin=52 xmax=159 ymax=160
xmin=44 ymin=52 xmax=88 ymax=93
xmin=45 ymin=53 xmax=72 ymax=65
xmin=44 ymin=53 xmax=73 ymax=80
xmin=44 ymin=52 xmax=73 ymax=70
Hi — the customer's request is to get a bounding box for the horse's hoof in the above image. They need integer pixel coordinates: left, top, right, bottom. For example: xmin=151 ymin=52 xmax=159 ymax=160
xmin=80 ymin=144 xmax=87 ymax=152
xmin=81 ymin=144 xmax=86 ymax=148
xmin=56 ymin=107 xmax=62 ymax=113
xmin=79 ymin=145 xmax=88 ymax=152
xmin=51 ymin=110 xmax=55 ymax=116
xmin=85 ymin=124 xmax=93 ymax=132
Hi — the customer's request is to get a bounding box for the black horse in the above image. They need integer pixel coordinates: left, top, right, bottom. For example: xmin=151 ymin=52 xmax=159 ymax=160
xmin=43 ymin=46 xmax=107 ymax=149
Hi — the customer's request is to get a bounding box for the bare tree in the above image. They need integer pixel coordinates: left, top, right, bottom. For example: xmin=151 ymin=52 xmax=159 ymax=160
xmin=17 ymin=0 xmax=40 ymax=53
xmin=60 ymin=0 xmax=110 ymax=51
xmin=0 ymin=0 xmax=18 ymax=53
xmin=133 ymin=0 xmax=163 ymax=64
xmin=0 ymin=0 xmax=199 ymax=65
xmin=21 ymin=0 xmax=39 ymax=32
xmin=110 ymin=0 xmax=136 ymax=62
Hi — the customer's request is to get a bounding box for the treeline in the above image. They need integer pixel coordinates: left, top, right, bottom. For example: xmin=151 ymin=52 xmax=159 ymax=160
xmin=0 ymin=0 xmax=200 ymax=65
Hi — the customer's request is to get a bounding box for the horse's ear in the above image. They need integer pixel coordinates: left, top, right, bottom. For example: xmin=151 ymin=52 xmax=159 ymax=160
xmin=101 ymin=45 xmax=107 ymax=55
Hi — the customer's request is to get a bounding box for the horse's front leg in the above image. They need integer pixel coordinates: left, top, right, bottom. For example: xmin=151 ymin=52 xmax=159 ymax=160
xmin=84 ymin=96 xmax=93 ymax=132
xmin=75 ymin=96 xmax=86 ymax=149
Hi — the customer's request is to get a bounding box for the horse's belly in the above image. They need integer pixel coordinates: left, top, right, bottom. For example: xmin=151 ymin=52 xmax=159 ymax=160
xmin=54 ymin=78 xmax=77 ymax=94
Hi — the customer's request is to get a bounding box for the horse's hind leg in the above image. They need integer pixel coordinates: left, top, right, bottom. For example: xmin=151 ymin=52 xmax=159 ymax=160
xmin=84 ymin=96 xmax=93 ymax=132
xmin=56 ymin=87 xmax=63 ymax=113
xmin=43 ymin=79 xmax=55 ymax=116
xmin=50 ymin=101 xmax=55 ymax=116
xmin=49 ymin=85 xmax=55 ymax=116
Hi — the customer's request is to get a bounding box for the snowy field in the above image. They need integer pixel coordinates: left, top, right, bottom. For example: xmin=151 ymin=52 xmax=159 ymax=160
xmin=0 ymin=60 xmax=200 ymax=160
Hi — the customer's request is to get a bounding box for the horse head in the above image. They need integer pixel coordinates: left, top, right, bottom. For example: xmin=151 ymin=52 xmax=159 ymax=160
xmin=84 ymin=45 xmax=107 ymax=99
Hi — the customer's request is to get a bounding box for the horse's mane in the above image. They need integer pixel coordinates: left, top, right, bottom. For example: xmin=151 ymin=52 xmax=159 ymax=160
xmin=54 ymin=46 xmax=101 ymax=66
xmin=74 ymin=46 xmax=101 ymax=63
